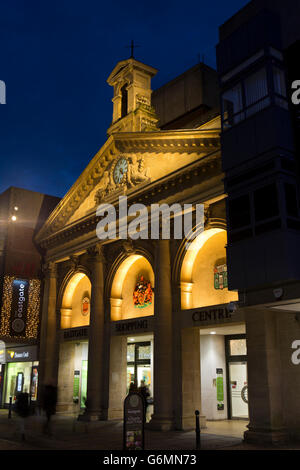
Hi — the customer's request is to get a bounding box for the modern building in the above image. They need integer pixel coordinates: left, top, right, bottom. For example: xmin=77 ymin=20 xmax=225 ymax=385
xmin=217 ymin=0 xmax=300 ymax=443
xmin=0 ymin=187 xmax=60 ymax=408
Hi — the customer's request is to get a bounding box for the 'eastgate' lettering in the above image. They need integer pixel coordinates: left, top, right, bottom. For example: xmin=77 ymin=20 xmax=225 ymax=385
xmin=17 ymin=283 xmax=26 ymax=317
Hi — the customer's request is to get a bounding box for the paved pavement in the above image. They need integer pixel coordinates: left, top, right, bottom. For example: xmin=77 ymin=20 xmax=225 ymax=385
xmin=0 ymin=411 xmax=299 ymax=451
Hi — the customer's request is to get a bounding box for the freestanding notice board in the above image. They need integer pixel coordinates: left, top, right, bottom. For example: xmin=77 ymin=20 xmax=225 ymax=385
xmin=123 ymin=392 xmax=145 ymax=450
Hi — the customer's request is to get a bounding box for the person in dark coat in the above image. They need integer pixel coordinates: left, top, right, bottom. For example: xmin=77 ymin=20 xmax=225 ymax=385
xmin=42 ymin=384 xmax=57 ymax=436
xmin=129 ymin=382 xmax=138 ymax=393
xmin=138 ymin=380 xmax=150 ymax=422
xmin=14 ymin=392 xmax=30 ymax=440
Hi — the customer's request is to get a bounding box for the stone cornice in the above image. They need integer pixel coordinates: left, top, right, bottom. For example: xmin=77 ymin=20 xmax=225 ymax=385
xmin=35 ymin=129 xmax=220 ymax=247
xmin=113 ymin=129 xmax=220 ymax=154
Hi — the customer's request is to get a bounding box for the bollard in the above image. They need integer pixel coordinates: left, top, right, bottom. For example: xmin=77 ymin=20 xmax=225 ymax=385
xmin=195 ymin=410 xmax=201 ymax=450
xmin=8 ymin=396 xmax=12 ymax=419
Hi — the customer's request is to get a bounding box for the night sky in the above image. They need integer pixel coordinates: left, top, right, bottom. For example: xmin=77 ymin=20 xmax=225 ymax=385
xmin=0 ymin=0 xmax=249 ymax=199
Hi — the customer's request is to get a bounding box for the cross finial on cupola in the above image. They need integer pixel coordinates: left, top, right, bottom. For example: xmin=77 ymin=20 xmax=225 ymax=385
xmin=126 ymin=40 xmax=140 ymax=59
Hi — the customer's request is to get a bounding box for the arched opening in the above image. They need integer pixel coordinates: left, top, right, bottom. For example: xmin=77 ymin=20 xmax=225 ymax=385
xmin=60 ymin=272 xmax=91 ymax=329
xmin=180 ymin=228 xmax=238 ymax=309
xmin=121 ymin=84 xmax=128 ymax=118
xmin=110 ymin=255 xmax=154 ymax=321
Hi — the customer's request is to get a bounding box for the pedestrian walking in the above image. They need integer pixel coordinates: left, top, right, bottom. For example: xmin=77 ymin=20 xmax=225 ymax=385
xmin=42 ymin=384 xmax=57 ymax=436
xmin=14 ymin=392 xmax=30 ymax=441
xmin=138 ymin=380 xmax=150 ymax=422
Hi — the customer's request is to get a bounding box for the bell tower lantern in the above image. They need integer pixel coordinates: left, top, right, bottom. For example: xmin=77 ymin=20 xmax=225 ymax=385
xmin=107 ymin=57 xmax=158 ymax=135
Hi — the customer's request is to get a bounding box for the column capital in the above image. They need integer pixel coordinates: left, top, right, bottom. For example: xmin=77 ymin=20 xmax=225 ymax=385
xmin=87 ymin=243 xmax=105 ymax=263
xmin=122 ymin=240 xmax=135 ymax=256
xmin=42 ymin=261 xmax=57 ymax=278
xmin=69 ymin=254 xmax=80 ymax=270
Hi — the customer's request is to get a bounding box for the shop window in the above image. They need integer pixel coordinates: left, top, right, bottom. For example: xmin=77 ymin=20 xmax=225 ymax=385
xmin=229 ymin=339 xmax=247 ymax=356
xmin=127 ymin=344 xmax=135 ymax=362
xmin=228 ymin=194 xmax=251 ymax=230
xmin=4 ymin=362 xmax=33 ymax=404
xmin=138 ymin=345 xmax=151 ymax=360
xmin=253 ymin=183 xmax=279 ymax=222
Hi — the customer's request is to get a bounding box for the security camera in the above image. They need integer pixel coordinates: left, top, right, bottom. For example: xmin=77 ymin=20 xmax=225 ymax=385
xmin=227 ymin=302 xmax=237 ymax=313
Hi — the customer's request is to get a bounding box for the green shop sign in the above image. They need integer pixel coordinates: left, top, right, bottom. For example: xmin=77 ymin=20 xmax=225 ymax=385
xmin=73 ymin=370 xmax=80 ymax=403
xmin=216 ymin=368 xmax=224 ymax=411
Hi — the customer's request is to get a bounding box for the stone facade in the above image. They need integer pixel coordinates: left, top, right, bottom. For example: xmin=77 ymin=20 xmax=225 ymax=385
xmin=35 ymin=56 xmax=300 ymax=441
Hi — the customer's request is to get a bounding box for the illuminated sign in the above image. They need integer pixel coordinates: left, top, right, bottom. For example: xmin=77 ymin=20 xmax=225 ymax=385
xmin=6 ymin=346 xmax=37 ymax=363
xmin=10 ymin=279 xmax=29 ymax=336
xmin=123 ymin=393 xmax=145 ymax=450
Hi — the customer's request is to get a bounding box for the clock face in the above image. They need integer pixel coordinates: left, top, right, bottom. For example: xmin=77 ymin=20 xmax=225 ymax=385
xmin=113 ymin=157 xmax=128 ymax=184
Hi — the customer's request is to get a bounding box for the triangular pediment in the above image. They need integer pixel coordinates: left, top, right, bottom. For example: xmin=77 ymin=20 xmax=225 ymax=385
xmin=107 ymin=58 xmax=158 ymax=85
xmin=35 ymin=127 xmax=220 ymax=245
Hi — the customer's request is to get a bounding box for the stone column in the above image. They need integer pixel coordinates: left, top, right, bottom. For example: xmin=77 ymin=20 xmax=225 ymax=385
xmin=108 ymin=335 xmax=127 ymax=419
xmin=180 ymin=328 xmax=206 ymax=430
xmin=38 ymin=262 xmax=59 ymax=402
xmin=244 ymin=307 xmax=288 ymax=444
xmin=81 ymin=245 xmax=108 ymax=421
xmin=149 ymin=239 xmax=174 ymax=430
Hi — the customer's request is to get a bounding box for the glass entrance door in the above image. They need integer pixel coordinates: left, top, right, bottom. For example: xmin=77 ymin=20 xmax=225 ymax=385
xmin=225 ymin=335 xmax=248 ymax=420
xmin=229 ymin=361 xmax=248 ymax=418
xmin=126 ymin=342 xmax=152 ymax=393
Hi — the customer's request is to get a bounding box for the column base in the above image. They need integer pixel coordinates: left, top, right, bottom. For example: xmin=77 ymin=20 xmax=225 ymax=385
xmin=147 ymin=415 xmax=174 ymax=431
xmin=78 ymin=409 xmax=108 ymax=422
xmin=244 ymin=428 xmax=289 ymax=445
xmin=108 ymin=409 xmax=123 ymax=420
xmin=181 ymin=415 xmax=206 ymax=431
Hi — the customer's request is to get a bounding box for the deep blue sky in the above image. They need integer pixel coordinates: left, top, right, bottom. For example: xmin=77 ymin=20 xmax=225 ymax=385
xmin=0 ymin=0 xmax=249 ymax=198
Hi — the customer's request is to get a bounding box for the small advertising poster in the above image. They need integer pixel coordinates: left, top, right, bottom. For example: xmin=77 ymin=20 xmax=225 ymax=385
xmin=123 ymin=392 xmax=145 ymax=450
xmin=0 ymin=341 xmax=6 ymax=364
xmin=30 ymin=367 xmax=38 ymax=401
xmin=10 ymin=279 xmax=29 ymax=336
xmin=216 ymin=368 xmax=224 ymax=411
xmin=73 ymin=370 xmax=80 ymax=404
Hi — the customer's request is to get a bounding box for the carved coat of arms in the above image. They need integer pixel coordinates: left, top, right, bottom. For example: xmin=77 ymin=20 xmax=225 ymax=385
xmin=133 ymin=275 xmax=153 ymax=308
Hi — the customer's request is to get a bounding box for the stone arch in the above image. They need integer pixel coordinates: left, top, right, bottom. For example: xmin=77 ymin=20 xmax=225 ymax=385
xmin=60 ymin=270 xmax=92 ymax=329
xmin=110 ymin=254 xmax=155 ymax=321
xmin=180 ymin=228 xmax=238 ymax=309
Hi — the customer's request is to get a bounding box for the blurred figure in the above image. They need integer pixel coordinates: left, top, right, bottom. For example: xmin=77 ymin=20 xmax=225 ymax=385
xmin=129 ymin=382 xmax=137 ymax=393
xmin=42 ymin=384 xmax=57 ymax=436
xmin=138 ymin=380 xmax=150 ymax=422
xmin=14 ymin=392 xmax=30 ymax=441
